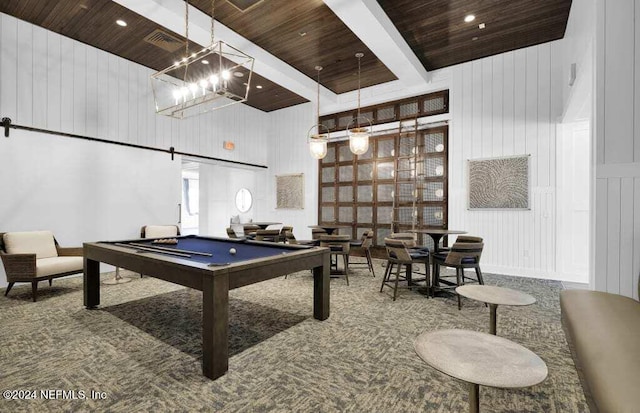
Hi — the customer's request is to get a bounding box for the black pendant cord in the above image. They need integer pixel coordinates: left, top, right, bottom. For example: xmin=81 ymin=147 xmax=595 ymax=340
xmin=0 ymin=117 xmax=267 ymax=169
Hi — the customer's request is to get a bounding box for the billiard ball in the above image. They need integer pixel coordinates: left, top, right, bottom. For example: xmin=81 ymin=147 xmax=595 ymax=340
xmin=229 ymin=248 xmax=237 ymax=255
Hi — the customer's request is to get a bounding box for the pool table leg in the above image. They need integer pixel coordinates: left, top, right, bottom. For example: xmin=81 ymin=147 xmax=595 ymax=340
xmin=313 ymin=253 xmax=330 ymax=320
xmin=202 ymin=273 xmax=229 ymax=380
xmin=84 ymin=257 xmax=100 ymax=309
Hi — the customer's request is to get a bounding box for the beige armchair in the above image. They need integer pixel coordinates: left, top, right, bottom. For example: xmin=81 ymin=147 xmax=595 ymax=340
xmin=0 ymin=231 xmax=83 ymax=301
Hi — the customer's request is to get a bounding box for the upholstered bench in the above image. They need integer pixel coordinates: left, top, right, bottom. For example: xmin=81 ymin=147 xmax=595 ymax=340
xmin=560 ymin=290 xmax=640 ymax=413
xmin=0 ymin=231 xmax=83 ymax=301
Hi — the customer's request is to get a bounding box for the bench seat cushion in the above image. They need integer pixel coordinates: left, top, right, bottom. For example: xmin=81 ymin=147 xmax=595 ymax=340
xmin=36 ymin=256 xmax=83 ymax=277
xmin=560 ymin=290 xmax=640 ymax=413
xmin=4 ymin=231 xmax=58 ymax=259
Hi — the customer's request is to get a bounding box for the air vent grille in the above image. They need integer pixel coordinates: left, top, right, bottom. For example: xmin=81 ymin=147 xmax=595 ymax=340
xmin=143 ymin=29 xmax=184 ymax=53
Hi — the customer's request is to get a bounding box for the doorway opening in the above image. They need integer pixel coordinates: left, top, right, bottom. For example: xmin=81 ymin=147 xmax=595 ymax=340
xmin=181 ymin=161 xmax=200 ymax=235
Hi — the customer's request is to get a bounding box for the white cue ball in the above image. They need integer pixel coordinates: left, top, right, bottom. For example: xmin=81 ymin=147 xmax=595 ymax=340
xmin=229 ymin=248 xmax=237 ymax=255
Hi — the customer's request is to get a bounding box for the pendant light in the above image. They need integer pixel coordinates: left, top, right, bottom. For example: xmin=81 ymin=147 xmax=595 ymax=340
xmin=307 ymin=66 xmax=330 ymax=160
xmin=150 ymin=0 xmax=254 ymax=119
xmin=347 ymin=53 xmax=372 ymax=155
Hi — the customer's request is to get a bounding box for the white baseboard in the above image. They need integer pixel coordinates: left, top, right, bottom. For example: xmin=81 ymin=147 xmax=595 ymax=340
xmin=479 ymin=264 xmax=589 ymax=283
xmin=561 ymin=281 xmax=591 ymax=290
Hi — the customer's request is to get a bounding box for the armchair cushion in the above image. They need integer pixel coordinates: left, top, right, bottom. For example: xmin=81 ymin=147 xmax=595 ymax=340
xmin=3 ymin=231 xmax=58 ymax=259
xmin=36 ymin=256 xmax=83 ymax=277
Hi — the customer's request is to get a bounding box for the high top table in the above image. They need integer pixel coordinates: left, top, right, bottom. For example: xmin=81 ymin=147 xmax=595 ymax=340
xmin=409 ymin=228 xmax=467 ymax=253
xmin=414 ymin=329 xmax=547 ymax=413
xmin=249 ymin=222 xmax=282 ymax=229
xmin=456 ymin=285 xmax=536 ymax=335
xmin=308 ymin=224 xmax=351 ymax=235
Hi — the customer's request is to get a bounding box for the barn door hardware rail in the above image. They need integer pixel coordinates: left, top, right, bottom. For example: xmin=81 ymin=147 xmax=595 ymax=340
xmin=0 ymin=117 xmax=267 ymax=169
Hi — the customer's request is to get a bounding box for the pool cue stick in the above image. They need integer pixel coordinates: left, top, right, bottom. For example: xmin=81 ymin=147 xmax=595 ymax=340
xmin=128 ymin=242 xmax=213 ymax=257
xmin=115 ymin=243 xmax=192 ymax=258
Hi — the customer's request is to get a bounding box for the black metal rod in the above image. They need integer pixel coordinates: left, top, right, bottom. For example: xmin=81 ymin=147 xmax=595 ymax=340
xmin=1 ymin=118 xmax=268 ymax=169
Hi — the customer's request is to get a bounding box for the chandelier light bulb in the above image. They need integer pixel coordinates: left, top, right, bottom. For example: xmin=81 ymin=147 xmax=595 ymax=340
xmin=222 ymin=70 xmax=231 ymax=80
xmin=189 ymin=83 xmax=198 ymax=98
xmin=199 ymin=79 xmax=208 ymax=96
xmin=173 ymin=89 xmax=182 ymax=105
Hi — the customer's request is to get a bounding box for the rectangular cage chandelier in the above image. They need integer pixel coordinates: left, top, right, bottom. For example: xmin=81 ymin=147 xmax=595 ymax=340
xmin=151 ymin=42 xmax=254 ymax=119
xmin=151 ymin=0 xmax=255 ymax=119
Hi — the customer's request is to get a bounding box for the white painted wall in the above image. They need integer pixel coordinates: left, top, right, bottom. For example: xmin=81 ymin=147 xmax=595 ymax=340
xmin=0 ymin=13 xmax=270 ymax=287
xmin=447 ymin=42 xmax=564 ymax=279
xmin=592 ymin=0 xmax=640 ymax=299
xmin=556 ymin=121 xmax=590 ymax=282
xmin=199 ymin=162 xmax=267 ymax=237
xmin=264 ymin=103 xmax=318 ymax=240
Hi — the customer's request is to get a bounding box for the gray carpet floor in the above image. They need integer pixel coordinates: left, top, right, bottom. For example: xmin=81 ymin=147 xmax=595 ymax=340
xmin=0 ymin=261 xmax=587 ymax=412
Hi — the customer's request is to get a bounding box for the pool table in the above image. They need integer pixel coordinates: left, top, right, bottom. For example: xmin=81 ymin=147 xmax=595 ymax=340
xmin=83 ymin=235 xmax=330 ymax=380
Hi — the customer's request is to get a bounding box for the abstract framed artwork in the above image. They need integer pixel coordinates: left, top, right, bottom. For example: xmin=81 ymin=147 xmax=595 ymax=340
xmin=276 ymin=173 xmax=304 ymax=209
xmin=468 ymin=155 xmax=530 ymax=210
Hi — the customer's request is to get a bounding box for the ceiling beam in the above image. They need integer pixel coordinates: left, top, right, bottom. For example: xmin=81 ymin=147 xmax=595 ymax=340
xmin=323 ymin=0 xmax=429 ymax=87
xmin=112 ymin=0 xmax=337 ymax=104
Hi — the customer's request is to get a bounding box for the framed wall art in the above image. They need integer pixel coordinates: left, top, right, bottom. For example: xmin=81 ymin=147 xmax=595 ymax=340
xmin=468 ymin=155 xmax=530 ymax=210
xmin=276 ymin=173 xmax=304 ymax=209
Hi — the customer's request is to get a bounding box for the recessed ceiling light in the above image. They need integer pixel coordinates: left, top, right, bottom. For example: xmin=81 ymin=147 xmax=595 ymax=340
xmin=233 ymin=71 xmax=244 ymax=77
xmin=464 ymin=14 xmax=475 ymax=23
xmin=479 ymin=23 xmax=486 ymax=29
xmin=256 ymin=85 xmax=263 ymax=89
xmin=201 ymin=60 xmax=209 ymax=64
xmin=116 ymin=19 xmax=127 ymax=27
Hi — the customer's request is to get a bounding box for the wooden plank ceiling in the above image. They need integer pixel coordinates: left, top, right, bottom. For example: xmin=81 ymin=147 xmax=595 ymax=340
xmin=377 ymin=0 xmax=573 ymax=70
xmin=0 ymin=0 xmax=573 ymax=112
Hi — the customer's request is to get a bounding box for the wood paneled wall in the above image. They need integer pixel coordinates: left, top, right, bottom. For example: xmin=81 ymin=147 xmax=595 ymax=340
xmin=594 ymin=0 xmax=640 ymax=299
xmin=448 ymin=42 xmax=564 ymax=279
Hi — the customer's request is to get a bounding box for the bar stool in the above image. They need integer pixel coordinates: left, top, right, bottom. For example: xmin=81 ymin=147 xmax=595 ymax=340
xmin=381 ymin=238 xmax=430 ymax=301
xmin=388 ymin=232 xmax=430 ymax=290
xmin=433 ymin=240 xmax=485 ymax=310
xmin=349 ymin=230 xmax=375 ymax=276
xmin=319 ymin=235 xmax=351 ymax=285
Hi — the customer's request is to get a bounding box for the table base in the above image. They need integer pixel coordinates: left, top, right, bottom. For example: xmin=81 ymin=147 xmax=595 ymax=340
xmin=469 ymin=383 xmax=479 ymax=413
xmin=489 ymin=304 xmax=498 ymax=335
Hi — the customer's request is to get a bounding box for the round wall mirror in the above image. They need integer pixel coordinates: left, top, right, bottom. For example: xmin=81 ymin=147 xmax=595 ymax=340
xmin=235 ymin=188 xmax=253 ymax=213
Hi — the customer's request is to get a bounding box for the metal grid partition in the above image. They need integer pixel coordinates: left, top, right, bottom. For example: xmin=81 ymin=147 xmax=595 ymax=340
xmin=317 ymin=92 xmax=449 ymax=247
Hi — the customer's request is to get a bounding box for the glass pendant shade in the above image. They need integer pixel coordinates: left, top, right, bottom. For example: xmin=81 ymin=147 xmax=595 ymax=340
xmin=349 ymin=129 xmax=369 ymax=155
xmin=307 ymin=65 xmax=329 ymax=160
xmin=349 ymin=128 xmax=369 ymax=155
xmin=347 ymin=53 xmax=371 ymax=157
xmin=347 ymin=115 xmax=372 ymax=156
xmin=308 ymin=124 xmax=329 ymax=160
